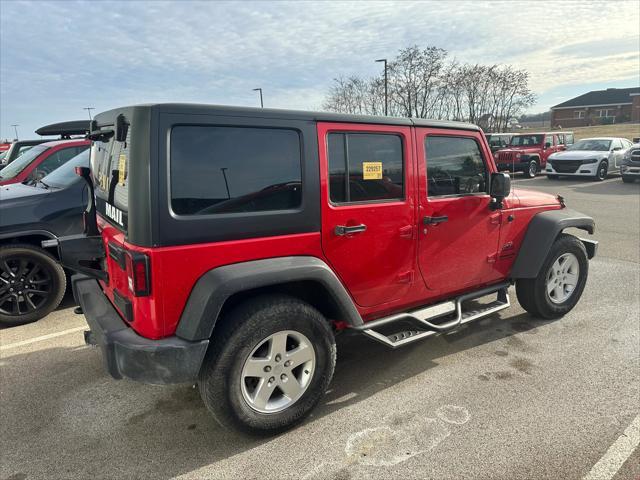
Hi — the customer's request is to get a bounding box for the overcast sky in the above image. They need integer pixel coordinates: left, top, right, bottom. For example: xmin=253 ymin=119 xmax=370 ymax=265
xmin=1 ymin=0 xmax=639 ymax=140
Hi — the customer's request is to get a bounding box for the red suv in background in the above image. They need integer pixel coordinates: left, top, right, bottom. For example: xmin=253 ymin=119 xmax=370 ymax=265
xmin=495 ymin=131 xmax=574 ymax=178
xmin=0 ymin=139 xmax=90 ymax=186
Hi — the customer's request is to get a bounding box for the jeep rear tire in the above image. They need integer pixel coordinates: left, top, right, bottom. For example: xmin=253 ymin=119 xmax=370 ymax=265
xmin=525 ymin=160 xmax=538 ymax=178
xmin=515 ymin=234 xmax=588 ymax=320
xmin=198 ymin=294 xmax=336 ymax=435
xmin=0 ymin=244 xmax=67 ymax=325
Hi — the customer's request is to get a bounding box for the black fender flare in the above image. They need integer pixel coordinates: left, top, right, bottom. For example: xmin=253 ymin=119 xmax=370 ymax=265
xmin=0 ymin=229 xmax=57 ymax=242
xmin=510 ymin=208 xmax=596 ymax=279
xmin=175 ymin=256 xmax=363 ymax=341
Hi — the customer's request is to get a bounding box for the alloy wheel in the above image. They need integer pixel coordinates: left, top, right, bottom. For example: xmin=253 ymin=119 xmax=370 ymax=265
xmin=545 ymin=253 xmax=580 ymax=304
xmin=240 ymin=330 xmax=316 ymax=414
xmin=0 ymin=256 xmax=52 ymax=316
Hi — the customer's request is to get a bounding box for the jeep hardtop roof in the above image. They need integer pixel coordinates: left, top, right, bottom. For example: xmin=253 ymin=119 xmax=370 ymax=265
xmin=92 ymin=103 xmax=481 ymax=132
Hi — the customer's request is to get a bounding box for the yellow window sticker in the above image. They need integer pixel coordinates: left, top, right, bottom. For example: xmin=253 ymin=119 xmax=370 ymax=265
xmin=118 ymin=154 xmax=127 ymax=185
xmin=363 ymin=162 xmax=383 ymax=180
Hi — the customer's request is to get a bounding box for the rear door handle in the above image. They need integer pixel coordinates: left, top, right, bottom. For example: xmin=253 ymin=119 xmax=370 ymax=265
xmin=334 ymin=224 xmax=367 ymax=236
xmin=423 ymin=215 xmax=448 ymax=225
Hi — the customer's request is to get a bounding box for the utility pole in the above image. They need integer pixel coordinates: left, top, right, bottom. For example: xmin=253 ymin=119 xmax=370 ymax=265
xmin=83 ymin=107 xmax=95 ymax=120
xmin=10 ymin=124 xmax=19 ymax=140
xmin=253 ymin=88 xmax=264 ymax=108
xmin=375 ymin=59 xmax=388 ymax=116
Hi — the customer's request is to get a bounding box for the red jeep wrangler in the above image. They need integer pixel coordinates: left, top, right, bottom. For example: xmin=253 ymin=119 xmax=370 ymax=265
xmin=54 ymin=105 xmax=596 ymax=434
xmin=495 ymin=131 xmax=574 ymax=178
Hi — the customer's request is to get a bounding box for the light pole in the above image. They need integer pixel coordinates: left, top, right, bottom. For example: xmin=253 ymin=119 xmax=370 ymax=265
xmin=83 ymin=107 xmax=95 ymax=120
xmin=253 ymin=88 xmax=264 ymax=108
xmin=10 ymin=124 xmax=19 ymax=140
xmin=375 ymin=58 xmax=388 ymax=116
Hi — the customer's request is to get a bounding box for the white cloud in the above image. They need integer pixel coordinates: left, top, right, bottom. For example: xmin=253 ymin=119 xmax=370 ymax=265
xmin=1 ymin=0 xmax=638 ymax=137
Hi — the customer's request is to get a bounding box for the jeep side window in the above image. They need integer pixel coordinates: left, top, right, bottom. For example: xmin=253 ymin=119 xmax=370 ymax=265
xmin=566 ymin=133 xmax=574 ymax=145
xmin=327 ymin=132 xmax=403 ymax=203
xmin=170 ymin=126 xmax=302 ymax=215
xmin=544 ymin=135 xmax=554 ymax=147
xmin=425 ymin=136 xmax=487 ymax=197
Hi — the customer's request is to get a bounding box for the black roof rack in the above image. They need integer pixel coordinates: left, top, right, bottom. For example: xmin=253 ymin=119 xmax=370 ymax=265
xmin=35 ymin=120 xmax=91 ymax=138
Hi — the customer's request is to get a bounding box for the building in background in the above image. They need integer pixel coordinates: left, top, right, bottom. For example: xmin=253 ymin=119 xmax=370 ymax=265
xmin=550 ymin=87 xmax=640 ymax=128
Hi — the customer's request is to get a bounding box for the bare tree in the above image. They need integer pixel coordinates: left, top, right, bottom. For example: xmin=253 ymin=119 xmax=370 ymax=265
xmin=322 ymin=46 xmax=536 ymax=131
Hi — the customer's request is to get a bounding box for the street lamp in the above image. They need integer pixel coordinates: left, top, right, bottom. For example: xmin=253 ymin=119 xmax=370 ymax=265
xmin=253 ymin=88 xmax=264 ymax=108
xmin=10 ymin=124 xmax=19 ymax=140
xmin=83 ymin=107 xmax=95 ymax=120
xmin=375 ymin=59 xmax=388 ymax=116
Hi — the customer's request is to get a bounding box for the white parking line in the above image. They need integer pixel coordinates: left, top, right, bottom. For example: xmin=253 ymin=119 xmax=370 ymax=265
xmin=0 ymin=326 xmax=87 ymax=351
xmin=583 ymin=414 xmax=640 ymax=480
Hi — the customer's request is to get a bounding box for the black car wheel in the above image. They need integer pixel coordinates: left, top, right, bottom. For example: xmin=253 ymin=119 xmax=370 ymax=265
xmin=525 ymin=160 xmax=538 ymax=178
xmin=595 ymin=160 xmax=608 ymax=181
xmin=0 ymin=245 xmax=66 ymax=325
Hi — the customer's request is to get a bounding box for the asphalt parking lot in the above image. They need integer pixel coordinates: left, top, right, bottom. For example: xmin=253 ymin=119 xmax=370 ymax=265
xmin=1 ymin=175 xmax=638 ymax=480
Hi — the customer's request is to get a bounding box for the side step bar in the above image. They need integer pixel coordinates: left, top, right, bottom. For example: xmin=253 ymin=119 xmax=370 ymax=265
xmin=354 ymin=283 xmax=510 ymax=348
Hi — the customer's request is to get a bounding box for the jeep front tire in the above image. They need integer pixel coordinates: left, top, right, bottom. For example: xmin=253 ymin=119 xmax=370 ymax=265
xmin=198 ymin=294 xmax=336 ymax=434
xmin=525 ymin=159 xmax=538 ymax=178
xmin=515 ymin=234 xmax=588 ymax=319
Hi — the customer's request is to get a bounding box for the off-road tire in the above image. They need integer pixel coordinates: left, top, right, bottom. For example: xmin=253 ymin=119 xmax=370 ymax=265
xmin=515 ymin=234 xmax=588 ymax=320
xmin=595 ymin=160 xmax=608 ymax=181
xmin=525 ymin=159 xmax=539 ymax=179
xmin=0 ymin=244 xmax=66 ymax=325
xmin=198 ymin=294 xmax=336 ymax=435
xmin=622 ymin=175 xmax=635 ymax=183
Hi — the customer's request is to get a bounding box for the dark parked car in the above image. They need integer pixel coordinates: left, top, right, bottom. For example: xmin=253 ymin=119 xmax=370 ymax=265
xmin=0 ymin=149 xmax=89 ymax=324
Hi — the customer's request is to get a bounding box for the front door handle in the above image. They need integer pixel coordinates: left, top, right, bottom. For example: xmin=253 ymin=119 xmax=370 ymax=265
xmin=423 ymin=215 xmax=448 ymax=225
xmin=334 ymin=224 xmax=367 ymax=236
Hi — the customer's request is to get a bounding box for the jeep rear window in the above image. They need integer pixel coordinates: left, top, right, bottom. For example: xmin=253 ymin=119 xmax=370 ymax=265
xmin=170 ymin=126 xmax=302 ymax=216
xmin=92 ymin=128 xmax=130 ymax=217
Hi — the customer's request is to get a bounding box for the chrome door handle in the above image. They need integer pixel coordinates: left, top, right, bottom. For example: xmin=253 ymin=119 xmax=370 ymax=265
xmin=334 ymin=224 xmax=367 ymax=236
xmin=423 ymin=215 xmax=448 ymax=225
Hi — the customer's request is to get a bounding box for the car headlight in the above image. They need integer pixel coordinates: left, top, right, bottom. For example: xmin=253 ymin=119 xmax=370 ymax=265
xmin=515 ymin=153 xmax=521 ymax=159
xmin=623 ymin=150 xmax=632 ymax=160
xmin=582 ymin=158 xmax=598 ymax=164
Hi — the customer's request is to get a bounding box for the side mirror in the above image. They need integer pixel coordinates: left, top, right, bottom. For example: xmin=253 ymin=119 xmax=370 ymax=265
xmin=490 ymin=173 xmax=511 ymax=209
xmin=612 ymin=147 xmax=621 ymax=151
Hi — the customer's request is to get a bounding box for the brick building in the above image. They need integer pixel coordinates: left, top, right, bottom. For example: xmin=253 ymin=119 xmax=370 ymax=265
xmin=550 ymin=87 xmax=640 ymax=128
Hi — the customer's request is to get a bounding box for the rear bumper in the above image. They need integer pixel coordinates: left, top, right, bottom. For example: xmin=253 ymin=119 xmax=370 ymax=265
xmin=72 ymin=274 xmax=209 ymax=385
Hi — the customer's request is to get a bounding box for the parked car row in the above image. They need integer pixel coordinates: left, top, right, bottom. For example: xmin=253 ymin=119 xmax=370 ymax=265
xmin=486 ymin=130 xmax=638 ymax=182
xmin=0 ymin=122 xmax=91 ymax=324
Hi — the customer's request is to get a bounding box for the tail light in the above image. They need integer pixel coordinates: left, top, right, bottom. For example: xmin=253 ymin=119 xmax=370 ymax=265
xmin=125 ymin=251 xmax=151 ymax=296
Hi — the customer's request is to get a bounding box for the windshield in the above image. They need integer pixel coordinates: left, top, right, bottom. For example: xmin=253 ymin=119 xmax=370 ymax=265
xmin=0 ymin=145 xmax=48 ymax=180
xmin=568 ymin=139 xmax=612 ymax=151
xmin=40 ymin=149 xmax=90 ymax=189
xmin=486 ymin=135 xmax=511 ymax=147
xmin=510 ymin=135 xmax=543 ymax=146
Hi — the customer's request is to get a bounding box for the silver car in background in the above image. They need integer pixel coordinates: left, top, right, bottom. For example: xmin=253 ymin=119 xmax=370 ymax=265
xmin=621 ymin=142 xmax=640 ymax=183
xmin=545 ymin=137 xmax=634 ymax=181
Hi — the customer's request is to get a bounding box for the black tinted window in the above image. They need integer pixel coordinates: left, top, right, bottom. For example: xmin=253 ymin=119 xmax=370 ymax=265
xmin=327 ymin=133 xmax=403 ymax=203
xmin=425 ymin=136 xmax=487 ymax=197
xmin=171 ymin=126 xmax=301 ymax=215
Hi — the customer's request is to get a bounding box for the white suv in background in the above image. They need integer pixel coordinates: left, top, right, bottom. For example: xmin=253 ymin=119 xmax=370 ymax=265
xmin=545 ymin=137 xmax=634 ymax=181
